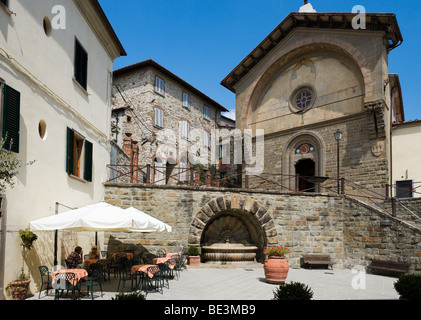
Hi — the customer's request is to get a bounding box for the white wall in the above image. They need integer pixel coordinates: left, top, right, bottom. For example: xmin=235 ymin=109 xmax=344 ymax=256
xmin=392 ymin=123 xmax=421 ymax=198
xmin=0 ymin=0 xmax=117 ymax=297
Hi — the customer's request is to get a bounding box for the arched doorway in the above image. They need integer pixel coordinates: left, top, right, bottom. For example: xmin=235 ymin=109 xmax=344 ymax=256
xmin=282 ymin=132 xmax=326 ymax=192
xmin=295 ymin=158 xmax=315 ymax=192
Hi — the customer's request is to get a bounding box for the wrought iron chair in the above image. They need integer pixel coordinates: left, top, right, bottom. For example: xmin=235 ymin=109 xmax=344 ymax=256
xmin=145 ymin=265 xmax=162 ymax=294
xmin=87 ymin=262 xmax=103 ymax=277
xmin=171 ymin=254 xmax=181 ymax=279
xmin=38 ymin=266 xmax=52 ymax=298
xmin=79 ymin=269 xmax=105 ymax=300
xmin=109 ymin=254 xmax=127 ymax=277
xmin=117 ymin=260 xmax=137 ymax=293
xmin=53 ymin=272 xmax=79 ymax=300
xmin=101 ymin=251 xmax=107 ymax=259
xmin=156 ymin=248 xmax=166 ymax=257
xmin=158 ymin=262 xmax=170 ymax=289
xmin=96 ymin=259 xmax=111 ymax=281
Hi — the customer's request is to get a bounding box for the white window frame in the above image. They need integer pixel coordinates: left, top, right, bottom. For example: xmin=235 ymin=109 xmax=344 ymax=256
xmin=181 ymin=120 xmax=190 ymax=140
xmin=155 ymin=76 xmax=165 ymax=95
xmin=182 ymin=92 xmax=190 ymax=109
xmin=203 ymin=130 xmax=210 ymax=149
xmin=204 ymin=105 xmax=211 ymax=121
xmin=154 ymin=107 xmax=164 ymax=128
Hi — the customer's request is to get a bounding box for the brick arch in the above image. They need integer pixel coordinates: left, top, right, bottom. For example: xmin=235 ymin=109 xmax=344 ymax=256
xmin=188 ymin=194 xmax=278 ymax=248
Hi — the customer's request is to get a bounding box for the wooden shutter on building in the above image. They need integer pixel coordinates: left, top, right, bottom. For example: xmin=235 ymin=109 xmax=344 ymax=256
xmin=66 ymin=127 xmax=74 ymax=174
xmin=74 ymin=39 xmax=88 ymax=90
xmin=84 ymin=140 xmax=93 ymax=182
xmin=2 ymin=84 xmax=21 ymax=153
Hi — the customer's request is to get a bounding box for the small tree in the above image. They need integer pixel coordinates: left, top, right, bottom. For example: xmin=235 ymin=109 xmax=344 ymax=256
xmin=0 ymin=136 xmax=24 ymax=195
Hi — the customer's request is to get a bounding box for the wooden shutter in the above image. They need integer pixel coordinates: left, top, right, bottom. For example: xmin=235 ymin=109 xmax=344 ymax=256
xmin=66 ymin=127 xmax=74 ymax=174
xmin=74 ymin=39 xmax=88 ymax=90
xmin=84 ymin=140 xmax=93 ymax=182
xmin=2 ymin=84 xmax=21 ymax=153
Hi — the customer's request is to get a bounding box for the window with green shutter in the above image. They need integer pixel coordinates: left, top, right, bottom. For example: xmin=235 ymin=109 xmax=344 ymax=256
xmin=66 ymin=127 xmax=93 ymax=182
xmin=1 ymin=84 xmax=21 ymax=153
xmin=84 ymin=140 xmax=93 ymax=182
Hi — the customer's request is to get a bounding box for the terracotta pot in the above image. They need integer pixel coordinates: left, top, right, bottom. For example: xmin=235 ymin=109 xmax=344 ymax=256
xmin=188 ymin=256 xmax=200 ymax=266
xmin=264 ymin=255 xmax=289 ymax=284
xmin=7 ymin=280 xmax=31 ymax=300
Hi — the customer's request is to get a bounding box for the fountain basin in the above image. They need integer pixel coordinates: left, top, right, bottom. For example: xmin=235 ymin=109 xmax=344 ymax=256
xmin=202 ymin=243 xmax=258 ymax=263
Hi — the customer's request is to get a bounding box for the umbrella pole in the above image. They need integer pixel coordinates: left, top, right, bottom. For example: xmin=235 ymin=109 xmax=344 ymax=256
xmin=54 ymin=202 xmax=75 ymax=267
xmin=54 ymin=203 xmax=59 ymax=267
xmin=95 ymin=232 xmax=97 ymax=246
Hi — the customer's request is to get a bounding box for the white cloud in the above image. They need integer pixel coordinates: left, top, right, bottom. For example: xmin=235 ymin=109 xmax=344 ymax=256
xmin=223 ymin=111 xmax=236 ymax=120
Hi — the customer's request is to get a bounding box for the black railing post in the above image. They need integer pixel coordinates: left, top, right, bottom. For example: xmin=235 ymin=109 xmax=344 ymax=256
xmin=341 ymin=178 xmax=345 ymax=195
xmin=146 ymin=164 xmax=151 ymax=184
xmin=391 ymin=197 xmax=397 ymax=217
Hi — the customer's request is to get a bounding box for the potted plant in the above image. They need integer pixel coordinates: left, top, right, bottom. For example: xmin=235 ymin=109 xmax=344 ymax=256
xmin=394 ymin=274 xmax=421 ymax=300
xmin=272 ymin=281 xmax=314 ymax=300
xmin=5 ymin=268 xmax=31 ymax=300
xmin=5 ymin=228 xmax=38 ymax=300
xmin=187 ymin=246 xmax=200 ymax=266
xmin=263 ymin=246 xmax=291 ymax=284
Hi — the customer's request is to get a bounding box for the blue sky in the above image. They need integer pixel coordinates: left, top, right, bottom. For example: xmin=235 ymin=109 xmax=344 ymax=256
xmin=99 ymin=0 xmax=421 ymax=121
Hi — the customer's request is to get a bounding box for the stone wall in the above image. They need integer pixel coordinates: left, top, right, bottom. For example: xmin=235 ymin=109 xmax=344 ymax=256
xmin=104 ymin=183 xmax=421 ymax=273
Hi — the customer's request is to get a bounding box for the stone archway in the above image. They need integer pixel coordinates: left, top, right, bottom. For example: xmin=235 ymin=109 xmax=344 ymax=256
xmin=188 ymin=194 xmax=278 ymax=263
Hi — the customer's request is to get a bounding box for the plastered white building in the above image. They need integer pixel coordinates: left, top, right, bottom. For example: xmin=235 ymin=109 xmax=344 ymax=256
xmin=0 ymin=0 xmax=125 ymax=299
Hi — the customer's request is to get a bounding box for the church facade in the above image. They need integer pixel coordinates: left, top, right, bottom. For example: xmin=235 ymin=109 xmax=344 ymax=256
xmin=221 ymin=12 xmax=404 ymax=197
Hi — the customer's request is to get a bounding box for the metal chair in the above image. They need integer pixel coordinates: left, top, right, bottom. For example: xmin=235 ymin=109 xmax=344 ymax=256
xmin=38 ymin=266 xmax=52 ymax=298
xmin=53 ymin=272 xmax=79 ymax=300
xmin=145 ymin=265 xmax=162 ymax=294
xmin=96 ymin=259 xmax=111 ymax=281
xmin=117 ymin=260 xmax=137 ymax=293
xmin=87 ymin=262 xmax=103 ymax=277
xmin=158 ymin=262 xmax=170 ymax=289
xmin=109 ymin=254 xmax=127 ymax=277
xmin=156 ymin=249 xmax=166 ymax=257
xmin=83 ymin=254 xmax=89 ymax=260
xmin=79 ymin=269 xmax=104 ymax=300
xmin=171 ymin=254 xmax=181 ymax=279
xmin=101 ymin=251 xmax=107 ymax=258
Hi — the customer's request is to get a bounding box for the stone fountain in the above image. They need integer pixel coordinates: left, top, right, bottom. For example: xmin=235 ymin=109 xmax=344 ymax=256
xmin=201 ymin=215 xmax=258 ymax=264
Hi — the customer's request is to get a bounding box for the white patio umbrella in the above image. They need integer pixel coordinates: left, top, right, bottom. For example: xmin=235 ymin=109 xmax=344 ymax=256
xmin=29 ymin=202 xmax=136 ymax=232
xmin=124 ymin=207 xmax=172 ymax=233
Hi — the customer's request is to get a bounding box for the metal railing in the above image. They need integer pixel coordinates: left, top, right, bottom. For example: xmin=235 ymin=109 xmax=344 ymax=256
xmin=106 ymin=164 xmax=421 ymax=223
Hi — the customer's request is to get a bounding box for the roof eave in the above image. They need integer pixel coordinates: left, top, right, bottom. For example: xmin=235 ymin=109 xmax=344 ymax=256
xmin=221 ymin=12 xmax=403 ymax=93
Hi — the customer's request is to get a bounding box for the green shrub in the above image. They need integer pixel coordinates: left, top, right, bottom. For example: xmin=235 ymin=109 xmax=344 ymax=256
xmin=187 ymin=246 xmax=200 ymax=256
xmin=394 ymin=274 xmax=421 ymax=300
xmin=272 ymin=282 xmax=314 ymax=300
xmin=112 ymin=292 xmax=146 ymax=300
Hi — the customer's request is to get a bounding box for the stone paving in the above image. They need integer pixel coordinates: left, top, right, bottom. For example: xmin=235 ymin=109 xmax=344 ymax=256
xmin=28 ymin=264 xmax=400 ymax=301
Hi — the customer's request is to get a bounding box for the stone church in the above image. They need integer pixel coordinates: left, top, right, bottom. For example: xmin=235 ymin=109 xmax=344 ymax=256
xmin=221 ymin=6 xmax=404 ymax=197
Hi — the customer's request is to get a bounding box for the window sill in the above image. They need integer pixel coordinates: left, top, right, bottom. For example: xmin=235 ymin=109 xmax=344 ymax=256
xmin=68 ymin=174 xmax=88 ymax=184
xmin=72 ymin=77 xmax=89 ymax=96
xmin=154 ymin=90 xmax=165 ymax=97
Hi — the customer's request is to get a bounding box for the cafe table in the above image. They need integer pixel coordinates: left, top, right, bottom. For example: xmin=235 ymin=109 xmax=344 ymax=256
xmin=51 ymin=269 xmax=88 ymax=286
xmin=84 ymin=258 xmax=110 ymax=269
xmin=153 ymin=257 xmax=175 ymax=269
xmin=112 ymin=252 xmax=134 ymax=260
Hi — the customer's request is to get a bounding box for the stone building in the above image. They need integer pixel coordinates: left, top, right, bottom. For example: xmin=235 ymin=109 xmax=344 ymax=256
xmin=111 ymin=59 xmax=240 ymax=186
xmin=221 ymin=9 xmax=404 ymax=197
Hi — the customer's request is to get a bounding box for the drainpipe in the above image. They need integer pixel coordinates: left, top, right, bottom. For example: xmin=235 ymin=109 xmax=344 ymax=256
xmin=0 ymin=195 xmax=6 ymax=300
